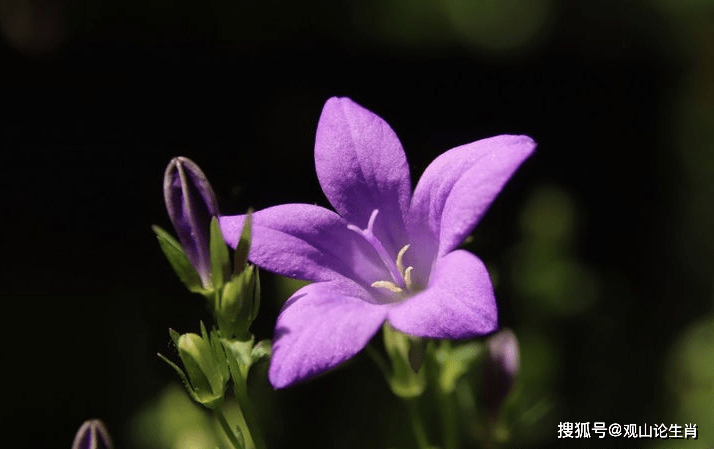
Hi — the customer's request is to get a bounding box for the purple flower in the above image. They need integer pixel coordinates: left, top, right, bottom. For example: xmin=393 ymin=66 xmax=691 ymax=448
xmin=220 ymin=97 xmax=535 ymax=388
xmin=163 ymin=157 xmax=220 ymax=288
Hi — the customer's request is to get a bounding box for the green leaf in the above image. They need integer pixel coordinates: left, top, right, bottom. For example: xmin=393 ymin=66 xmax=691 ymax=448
xmin=177 ymin=332 xmax=227 ymax=409
xmin=200 ymin=321 xmax=209 ymax=341
xmin=217 ymin=266 xmax=255 ymax=340
xmin=221 ymin=337 xmax=256 ymax=391
xmin=209 ymin=328 xmax=230 ymax=381
xmin=209 ymin=218 xmax=230 ymax=291
xmin=152 ymin=225 xmax=204 ymax=294
xmin=234 ymin=210 xmax=253 ymax=274
xmin=251 ymin=268 xmax=261 ymax=323
xmin=169 ymin=328 xmax=181 ymax=347
xmin=157 ymin=352 xmax=201 ymax=404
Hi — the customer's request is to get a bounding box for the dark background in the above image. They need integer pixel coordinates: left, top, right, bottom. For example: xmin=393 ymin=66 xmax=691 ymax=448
xmin=2 ymin=0 xmax=713 ymax=448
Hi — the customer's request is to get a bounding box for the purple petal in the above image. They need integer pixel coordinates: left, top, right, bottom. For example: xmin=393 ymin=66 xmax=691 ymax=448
xmin=220 ymin=204 xmax=388 ymax=284
xmin=315 ymin=97 xmax=412 ymax=254
xmin=387 ymin=249 xmax=498 ymax=339
xmin=269 ymin=280 xmax=388 ymax=388
xmin=408 ymin=135 xmax=535 ymax=257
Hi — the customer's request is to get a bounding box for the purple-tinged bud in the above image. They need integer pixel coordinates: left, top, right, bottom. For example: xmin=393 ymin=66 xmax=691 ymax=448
xmin=164 ymin=157 xmax=220 ymax=288
xmin=484 ymin=328 xmax=519 ymax=418
xmin=71 ymin=419 xmax=112 ymax=449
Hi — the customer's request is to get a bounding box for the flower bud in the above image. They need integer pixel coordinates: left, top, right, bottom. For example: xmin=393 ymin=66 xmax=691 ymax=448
xmin=177 ymin=331 xmax=229 ymax=409
xmin=71 ymin=419 xmax=112 ymax=449
xmin=484 ymin=328 xmax=519 ymax=418
xmin=163 ymin=157 xmax=220 ymax=288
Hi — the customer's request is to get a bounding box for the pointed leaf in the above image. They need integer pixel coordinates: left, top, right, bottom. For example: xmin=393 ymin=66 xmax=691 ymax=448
xmin=169 ymin=328 xmax=181 ymax=347
xmin=217 ymin=266 xmax=255 ymax=340
xmin=210 ymin=329 xmax=230 ymax=380
xmin=210 ymin=218 xmax=230 ymax=290
xmin=153 ymin=225 xmax=205 ymax=294
xmin=252 ymin=268 xmax=261 ymax=322
xmin=221 ymin=339 xmax=248 ymax=397
xmin=221 ymin=337 xmax=255 ymax=388
xmin=234 ymin=210 xmax=253 ymax=274
xmin=200 ymin=321 xmax=209 ymax=341
xmin=157 ymin=352 xmax=201 ymax=404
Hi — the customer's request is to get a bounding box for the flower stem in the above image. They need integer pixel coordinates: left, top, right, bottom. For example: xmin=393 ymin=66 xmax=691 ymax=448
xmin=405 ymin=398 xmax=431 ymax=449
xmin=437 ymin=387 xmax=458 ymax=449
xmin=233 ymin=388 xmax=267 ymax=449
xmin=215 ymin=406 xmax=245 ymax=449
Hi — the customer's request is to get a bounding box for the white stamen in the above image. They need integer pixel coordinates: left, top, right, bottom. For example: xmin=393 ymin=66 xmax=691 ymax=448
xmin=396 ymin=244 xmax=410 ymax=275
xmin=371 ymin=281 xmax=404 ymax=293
xmin=347 ymin=210 xmax=418 ymax=295
xmin=403 ymin=266 xmax=413 ymax=290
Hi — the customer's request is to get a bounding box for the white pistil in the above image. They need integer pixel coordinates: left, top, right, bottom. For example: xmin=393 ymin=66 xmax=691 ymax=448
xmin=347 ymin=209 xmax=416 ymax=296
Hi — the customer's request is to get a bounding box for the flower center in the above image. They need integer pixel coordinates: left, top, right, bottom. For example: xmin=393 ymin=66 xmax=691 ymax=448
xmin=347 ymin=209 xmax=414 ymax=294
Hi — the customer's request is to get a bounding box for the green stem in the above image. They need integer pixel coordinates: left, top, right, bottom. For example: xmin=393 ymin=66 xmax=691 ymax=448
xmin=215 ymin=406 xmax=245 ymax=449
xmin=437 ymin=387 xmax=458 ymax=449
xmin=233 ymin=387 xmax=267 ymax=449
xmin=405 ymin=398 xmax=431 ymax=449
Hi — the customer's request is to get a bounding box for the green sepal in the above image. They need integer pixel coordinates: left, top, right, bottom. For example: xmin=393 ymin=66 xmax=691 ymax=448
xmin=251 ymin=269 xmax=261 ymax=323
xmin=178 ymin=332 xmax=225 ymax=408
xmin=208 ymin=327 xmax=230 ymax=383
xmin=217 ymin=265 xmax=257 ymax=340
xmin=160 ymin=326 xmax=230 ymax=410
xmin=152 ymin=225 xmax=206 ymax=294
xmin=209 ymin=217 xmax=231 ymax=291
xmin=234 ymin=210 xmax=252 ymax=275
xmin=383 ymin=324 xmax=426 ymax=398
xmin=200 ymin=321 xmax=210 ymax=340
xmin=157 ymin=351 xmax=203 ymax=405
xmin=169 ymin=328 xmax=181 ymax=347
xmin=432 ymin=340 xmax=483 ymax=393
xmin=221 ymin=336 xmax=255 ymax=386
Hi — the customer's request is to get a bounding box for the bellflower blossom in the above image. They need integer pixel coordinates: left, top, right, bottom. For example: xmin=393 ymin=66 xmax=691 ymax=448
xmin=220 ymin=97 xmax=535 ymax=388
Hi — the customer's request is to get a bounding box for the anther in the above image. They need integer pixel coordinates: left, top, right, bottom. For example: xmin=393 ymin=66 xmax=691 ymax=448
xmin=371 ymin=281 xmax=403 ymax=293
xmin=403 ymin=266 xmax=413 ymax=290
xmin=396 ymin=244 xmax=410 ymax=275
